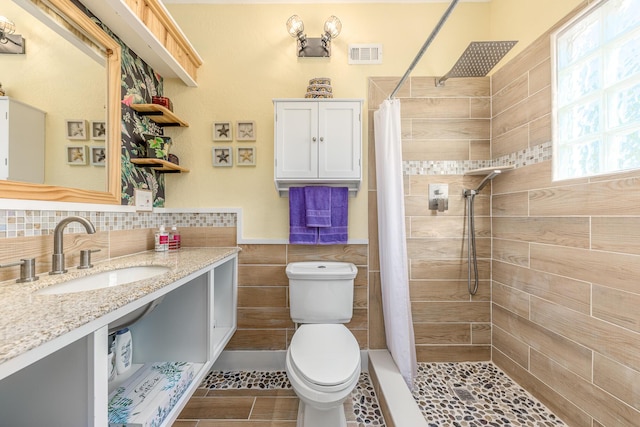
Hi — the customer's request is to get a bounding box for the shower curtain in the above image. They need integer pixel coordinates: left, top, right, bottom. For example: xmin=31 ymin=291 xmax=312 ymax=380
xmin=373 ymin=99 xmax=417 ymax=388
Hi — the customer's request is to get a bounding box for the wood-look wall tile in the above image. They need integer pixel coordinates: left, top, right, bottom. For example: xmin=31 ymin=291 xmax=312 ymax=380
xmin=369 ymin=77 xmax=408 ymax=105
xmin=407 ymin=237 xmax=491 ymax=259
xmin=492 ymin=87 xmax=551 ymax=139
xmin=492 ymin=74 xmax=528 ymax=117
xmin=287 ymin=244 xmax=368 ymax=265
xmin=227 ymin=328 xmax=287 ymax=351
xmin=350 ymin=328 xmax=369 ymax=349
xmin=492 ymin=325 xmax=529 ymax=368
xmin=492 ymin=238 xmax=529 ymax=267
xmin=492 ymin=192 xmax=529 ymax=217
xmin=238 ymin=286 xmax=287 ymax=308
xmin=493 ymin=282 xmax=530 ymax=318
xmin=493 ymin=260 xmax=590 ymax=314
xmin=401 ymin=98 xmax=471 ymax=119
xmin=402 ymin=139 xmax=471 ymax=161
xmin=592 ymin=217 xmax=640 ymax=255
xmin=469 ymin=140 xmax=491 ymax=160
xmin=238 ymin=244 xmax=287 ymax=264
xmin=530 ymin=349 xmax=640 ymax=427
xmin=528 ymin=114 xmax=552 ymax=146
xmin=531 ymin=243 xmax=640 ymax=294
xmin=530 ymin=177 xmax=640 ymax=216
xmin=353 ymin=286 xmax=368 ymax=309
xmin=493 ymin=304 xmax=593 ymax=381
xmin=401 ymin=118 xmax=412 ymax=139
xmin=414 ymin=323 xmax=471 ymax=345
xmin=412 ymin=118 xmax=490 ymax=140
xmin=411 ymin=259 xmax=490 ymax=281
xmin=368 ymin=191 xmax=380 ymax=271
xmin=491 ymin=125 xmax=529 ymax=159
xmin=109 ymin=229 xmax=152 ymax=258
xmin=529 ymin=58 xmax=551 ymax=94
xmin=368 ymin=115 xmax=378 ymax=190
xmin=410 ymin=216 xmax=490 ymax=238
xmin=410 ymin=280 xmax=490 ymax=302
xmin=492 ymin=35 xmax=550 ymax=95
xmin=237 ymin=308 xmax=295 ymax=329
xmin=593 ymin=353 xmax=640 ymax=411
xmin=530 ymin=296 xmax=640 ymax=372
xmin=493 ymin=349 xmax=593 ymax=427
xmin=492 ymin=217 xmax=590 ymax=248
xmin=368 ymin=271 xmax=387 ymax=349
xmin=416 ymin=345 xmax=490 ymax=362
xmin=411 ymin=77 xmax=490 ymax=97
xmin=238 ymin=265 xmax=287 ymax=286
xmin=347 ymin=308 xmax=369 ymax=330
xmin=471 ymin=323 xmax=491 ymax=344
xmin=592 ymin=285 xmax=640 ymax=333
xmin=180 ymin=227 xmax=237 ymax=247
xmin=470 ymin=98 xmax=491 ymax=119
xmin=412 ymin=302 xmax=490 ymax=323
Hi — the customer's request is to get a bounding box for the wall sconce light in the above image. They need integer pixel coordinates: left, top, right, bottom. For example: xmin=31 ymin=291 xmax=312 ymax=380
xmin=286 ymin=15 xmax=342 ymax=57
xmin=0 ymin=15 xmax=24 ymax=54
xmin=0 ymin=16 xmax=16 ymax=44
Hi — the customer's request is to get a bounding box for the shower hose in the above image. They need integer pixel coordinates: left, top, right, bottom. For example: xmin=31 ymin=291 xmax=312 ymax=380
xmin=465 ymin=190 xmax=479 ymax=295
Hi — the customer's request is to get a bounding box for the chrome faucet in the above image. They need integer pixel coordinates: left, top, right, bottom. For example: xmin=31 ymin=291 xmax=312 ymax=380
xmin=50 ymin=216 xmax=96 ymax=274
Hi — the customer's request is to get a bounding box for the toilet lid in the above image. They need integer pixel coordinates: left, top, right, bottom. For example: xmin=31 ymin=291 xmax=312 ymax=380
xmin=289 ymin=324 xmax=360 ymax=387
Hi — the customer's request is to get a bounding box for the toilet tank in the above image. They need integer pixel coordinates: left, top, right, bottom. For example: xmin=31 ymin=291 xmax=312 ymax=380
xmin=286 ymin=262 xmax=357 ymax=324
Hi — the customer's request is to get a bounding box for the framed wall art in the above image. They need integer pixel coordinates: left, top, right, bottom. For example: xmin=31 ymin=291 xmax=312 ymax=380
xmin=65 ymin=119 xmax=88 ymax=140
xmin=90 ymin=146 xmax=106 ymax=166
xmin=66 ymin=145 xmax=87 ymax=165
xmin=213 ymin=121 xmax=233 ymax=142
xmin=236 ymin=147 xmax=256 ymax=166
xmin=90 ymin=121 xmax=106 ymax=140
xmin=236 ymin=121 xmax=256 ymax=141
xmin=212 ymin=147 xmax=233 ymax=167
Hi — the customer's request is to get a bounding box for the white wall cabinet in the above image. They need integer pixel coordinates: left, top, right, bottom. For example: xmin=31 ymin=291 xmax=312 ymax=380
xmin=274 ymin=99 xmax=363 ymax=196
xmin=0 ymin=97 xmax=45 ymax=184
xmin=0 ymin=254 xmax=237 ymax=427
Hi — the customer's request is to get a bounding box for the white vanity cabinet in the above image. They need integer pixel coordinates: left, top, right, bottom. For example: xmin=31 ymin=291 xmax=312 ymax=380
xmin=0 ymin=96 xmax=45 ymax=184
xmin=0 ymin=253 xmax=237 ymax=427
xmin=273 ymin=99 xmax=363 ymax=196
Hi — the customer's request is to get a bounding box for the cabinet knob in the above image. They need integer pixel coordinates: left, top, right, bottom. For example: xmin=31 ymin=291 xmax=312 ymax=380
xmin=320 ymin=137 xmax=324 ymax=142
xmin=312 ymin=137 xmax=317 ymax=142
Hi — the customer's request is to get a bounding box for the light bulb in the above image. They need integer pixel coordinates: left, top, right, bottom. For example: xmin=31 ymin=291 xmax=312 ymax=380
xmin=323 ymin=16 xmax=341 ymax=39
xmin=286 ymin=15 xmax=304 ymax=38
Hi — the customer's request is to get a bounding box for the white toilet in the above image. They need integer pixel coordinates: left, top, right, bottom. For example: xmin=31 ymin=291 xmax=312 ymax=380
xmin=285 ymin=262 xmax=361 ymax=427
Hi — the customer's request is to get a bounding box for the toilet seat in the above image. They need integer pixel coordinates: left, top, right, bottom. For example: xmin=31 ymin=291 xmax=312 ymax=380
xmin=289 ymin=324 xmax=360 ymax=390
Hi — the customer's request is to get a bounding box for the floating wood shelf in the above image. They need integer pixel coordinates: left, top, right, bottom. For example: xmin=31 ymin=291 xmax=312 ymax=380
xmin=130 ymin=158 xmax=190 ymax=173
xmin=130 ymin=104 xmax=189 ymax=127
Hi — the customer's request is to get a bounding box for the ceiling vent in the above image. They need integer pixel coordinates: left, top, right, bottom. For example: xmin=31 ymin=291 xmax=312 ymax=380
xmin=348 ymin=44 xmax=383 ymax=64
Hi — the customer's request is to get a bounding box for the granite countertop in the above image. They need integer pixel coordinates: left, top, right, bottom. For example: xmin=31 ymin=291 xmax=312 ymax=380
xmin=0 ymin=247 xmax=238 ymax=368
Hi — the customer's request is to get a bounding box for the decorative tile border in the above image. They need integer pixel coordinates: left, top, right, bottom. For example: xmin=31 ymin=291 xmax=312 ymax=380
xmin=0 ymin=210 xmax=236 ymax=238
xmin=403 ymin=141 xmax=552 ymax=175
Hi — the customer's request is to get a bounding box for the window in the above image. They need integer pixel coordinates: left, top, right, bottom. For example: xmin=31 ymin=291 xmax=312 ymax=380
xmin=552 ymin=0 xmax=640 ymax=180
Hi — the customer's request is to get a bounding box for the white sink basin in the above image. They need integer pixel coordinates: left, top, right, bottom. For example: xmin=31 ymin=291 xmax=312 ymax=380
xmin=36 ymin=265 xmax=171 ymax=295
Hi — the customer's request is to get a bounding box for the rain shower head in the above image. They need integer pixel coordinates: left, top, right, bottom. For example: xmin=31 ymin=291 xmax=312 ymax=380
xmin=437 ymin=40 xmax=517 ymax=86
xmin=475 ymin=170 xmax=501 ymax=193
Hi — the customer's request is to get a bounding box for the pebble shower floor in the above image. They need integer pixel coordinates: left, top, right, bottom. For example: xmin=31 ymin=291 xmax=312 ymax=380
xmin=200 ymin=362 xmax=566 ymax=426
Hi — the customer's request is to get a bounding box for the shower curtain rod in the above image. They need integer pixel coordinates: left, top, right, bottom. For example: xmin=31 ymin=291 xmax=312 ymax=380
xmin=389 ymin=0 xmax=460 ymax=99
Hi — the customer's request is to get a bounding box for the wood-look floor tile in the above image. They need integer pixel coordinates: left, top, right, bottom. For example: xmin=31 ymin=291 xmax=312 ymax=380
xmin=194 ymin=421 xmax=297 ymax=427
xmin=207 ymin=389 xmax=296 ymax=397
xmin=177 ymin=396 xmax=254 ymax=420
xmin=250 ymin=397 xmax=299 ymax=420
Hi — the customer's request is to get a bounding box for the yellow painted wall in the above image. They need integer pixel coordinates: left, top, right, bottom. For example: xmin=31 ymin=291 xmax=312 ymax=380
xmin=162 ymin=1 xmax=582 ymax=241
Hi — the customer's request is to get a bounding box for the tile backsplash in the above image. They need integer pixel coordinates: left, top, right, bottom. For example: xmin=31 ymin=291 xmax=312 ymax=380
xmin=0 ymin=210 xmax=236 ymax=238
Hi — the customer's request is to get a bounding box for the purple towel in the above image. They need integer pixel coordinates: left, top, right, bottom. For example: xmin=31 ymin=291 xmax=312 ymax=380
xmin=304 ymin=186 xmax=332 ymax=227
xmin=289 ymin=187 xmax=318 ymax=244
xmin=318 ymin=187 xmax=349 ymax=245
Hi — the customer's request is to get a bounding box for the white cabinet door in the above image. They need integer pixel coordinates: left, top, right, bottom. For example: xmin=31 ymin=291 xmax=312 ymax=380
xmin=275 ymin=101 xmax=318 ymax=179
xmin=318 ymin=102 xmax=361 ymax=179
xmin=274 ymin=100 xmax=361 ymax=182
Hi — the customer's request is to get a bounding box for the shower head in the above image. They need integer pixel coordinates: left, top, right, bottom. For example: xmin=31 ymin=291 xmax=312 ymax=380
xmin=437 ymin=40 xmax=517 ymax=86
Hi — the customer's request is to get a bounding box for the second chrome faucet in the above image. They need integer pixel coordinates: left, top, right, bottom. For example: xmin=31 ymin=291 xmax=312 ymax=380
xmin=50 ymin=216 xmax=96 ymax=275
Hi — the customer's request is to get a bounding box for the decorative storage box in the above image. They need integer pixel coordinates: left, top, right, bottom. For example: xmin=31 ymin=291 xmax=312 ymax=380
xmin=144 ymin=134 xmax=172 ymax=160
xmin=152 ymin=96 xmax=173 ymax=112
xmin=108 ymin=361 xmax=195 ymax=427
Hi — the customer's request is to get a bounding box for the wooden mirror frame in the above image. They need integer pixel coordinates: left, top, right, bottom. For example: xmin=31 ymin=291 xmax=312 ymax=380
xmin=0 ymin=0 xmax=121 ymax=205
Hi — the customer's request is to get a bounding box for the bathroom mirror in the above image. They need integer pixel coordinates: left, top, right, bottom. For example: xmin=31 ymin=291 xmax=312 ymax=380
xmin=0 ymin=0 xmax=121 ymax=204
